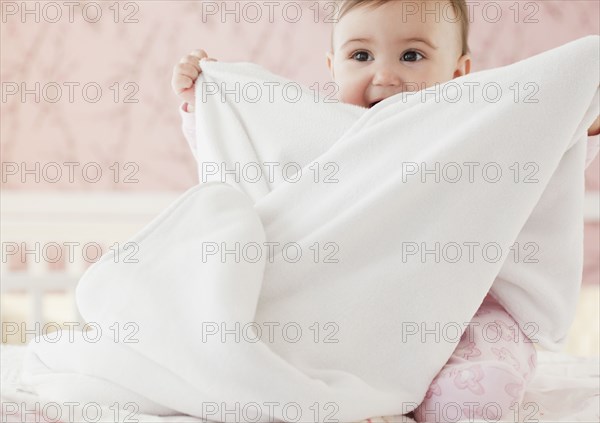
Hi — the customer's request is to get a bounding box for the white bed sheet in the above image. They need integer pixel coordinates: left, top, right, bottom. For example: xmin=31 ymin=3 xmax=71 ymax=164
xmin=1 ymin=344 xmax=598 ymax=422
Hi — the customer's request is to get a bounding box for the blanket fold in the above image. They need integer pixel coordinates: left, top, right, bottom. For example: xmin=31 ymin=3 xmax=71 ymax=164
xmin=20 ymin=35 xmax=599 ymax=422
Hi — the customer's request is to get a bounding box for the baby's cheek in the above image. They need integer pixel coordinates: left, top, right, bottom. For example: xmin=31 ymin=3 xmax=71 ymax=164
xmin=428 ymin=68 xmax=459 ymax=87
xmin=336 ymin=84 xmax=366 ymax=108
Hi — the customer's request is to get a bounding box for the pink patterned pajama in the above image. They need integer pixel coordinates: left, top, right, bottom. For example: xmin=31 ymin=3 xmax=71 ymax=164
xmin=413 ymin=292 xmax=538 ymax=422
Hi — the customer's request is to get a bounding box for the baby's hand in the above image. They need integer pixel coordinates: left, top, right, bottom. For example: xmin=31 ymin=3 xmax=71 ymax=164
xmin=171 ymin=49 xmax=217 ymax=112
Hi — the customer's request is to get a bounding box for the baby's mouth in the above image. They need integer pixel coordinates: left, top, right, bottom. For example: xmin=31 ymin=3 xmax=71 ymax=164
xmin=369 ymin=100 xmax=382 ymax=108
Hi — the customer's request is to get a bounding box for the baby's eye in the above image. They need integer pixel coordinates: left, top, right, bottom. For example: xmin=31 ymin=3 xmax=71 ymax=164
xmin=401 ymin=50 xmax=424 ymax=62
xmin=351 ymin=51 xmax=372 ymax=62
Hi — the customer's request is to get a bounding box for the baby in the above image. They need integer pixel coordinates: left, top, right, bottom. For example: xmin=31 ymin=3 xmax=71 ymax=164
xmin=172 ymin=1 xmax=599 ymax=421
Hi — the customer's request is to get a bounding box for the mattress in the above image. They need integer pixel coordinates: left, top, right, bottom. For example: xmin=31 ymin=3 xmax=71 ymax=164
xmin=1 ymin=345 xmax=598 ymax=422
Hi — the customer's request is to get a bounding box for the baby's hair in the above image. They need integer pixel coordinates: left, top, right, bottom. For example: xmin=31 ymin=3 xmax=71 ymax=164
xmin=330 ymin=0 xmax=471 ymax=56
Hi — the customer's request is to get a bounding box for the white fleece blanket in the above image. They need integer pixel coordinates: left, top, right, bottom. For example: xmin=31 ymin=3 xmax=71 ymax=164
xmin=21 ymin=36 xmax=599 ymax=422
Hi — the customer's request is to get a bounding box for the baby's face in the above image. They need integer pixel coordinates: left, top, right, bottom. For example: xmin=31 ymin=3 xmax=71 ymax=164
xmin=327 ymin=0 xmax=471 ymax=109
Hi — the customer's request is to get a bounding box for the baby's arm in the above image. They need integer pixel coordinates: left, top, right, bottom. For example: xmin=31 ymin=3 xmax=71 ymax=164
xmin=180 ymin=102 xmax=197 ymax=160
xmin=171 ymin=49 xmax=217 ymax=159
xmin=588 ymin=116 xmax=600 ymax=137
xmin=584 ymin=116 xmax=600 ymax=168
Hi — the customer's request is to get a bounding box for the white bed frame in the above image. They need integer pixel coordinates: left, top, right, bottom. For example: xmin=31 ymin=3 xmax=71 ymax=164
xmin=0 ymin=190 xmax=180 ymax=328
xmin=1 ymin=190 xmax=598 ymax=340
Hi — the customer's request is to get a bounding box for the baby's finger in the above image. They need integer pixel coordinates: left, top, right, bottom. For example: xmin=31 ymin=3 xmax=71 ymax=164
xmin=190 ymin=49 xmax=208 ymax=59
xmin=180 ymin=56 xmax=198 ymax=72
xmin=199 ymin=58 xmax=217 ymax=69
xmin=173 ymin=74 xmax=194 ymax=92
xmin=188 ymin=50 xmax=208 ymax=67
xmin=174 ymin=62 xmax=199 ymax=80
xmin=181 ymin=54 xmax=206 ymax=72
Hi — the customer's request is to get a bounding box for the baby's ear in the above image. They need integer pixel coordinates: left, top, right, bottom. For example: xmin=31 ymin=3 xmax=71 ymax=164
xmin=326 ymin=52 xmax=335 ymax=78
xmin=454 ymin=54 xmax=472 ymax=78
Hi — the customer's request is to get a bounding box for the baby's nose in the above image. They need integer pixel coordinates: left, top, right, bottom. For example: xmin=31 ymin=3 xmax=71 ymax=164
xmin=372 ymin=67 xmax=402 ymax=86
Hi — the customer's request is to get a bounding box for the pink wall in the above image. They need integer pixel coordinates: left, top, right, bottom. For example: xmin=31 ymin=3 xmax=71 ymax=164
xmin=1 ymin=1 xmax=599 ymax=283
